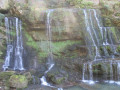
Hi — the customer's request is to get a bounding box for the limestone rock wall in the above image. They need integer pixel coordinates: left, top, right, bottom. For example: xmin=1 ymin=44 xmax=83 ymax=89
xmin=0 ymin=0 xmax=9 ymax=10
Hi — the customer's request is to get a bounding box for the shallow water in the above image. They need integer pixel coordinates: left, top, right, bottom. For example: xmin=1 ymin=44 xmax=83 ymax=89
xmin=24 ymin=82 xmax=120 ymax=90
xmin=64 ymin=83 xmax=120 ymax=90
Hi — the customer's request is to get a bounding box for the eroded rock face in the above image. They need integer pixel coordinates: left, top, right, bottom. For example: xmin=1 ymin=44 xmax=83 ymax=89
xmin=0 ymin=0 xmax=9 ymax=10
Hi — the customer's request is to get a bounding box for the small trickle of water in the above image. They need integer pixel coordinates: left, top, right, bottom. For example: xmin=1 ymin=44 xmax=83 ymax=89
xmin=40 ymin=9 xmax=55 ymax=87
xmin=117 ymin=62 xmax=120 ymax=80
xmin=82 ymin=63 xmax=86 ymax=81
xmin=40 ymin=76 xmax=50 ymax=86
xmin=89 ymin=63 xmax=94 ymax=84
xmin=58 ymin=88 xmax=63 ymax=90
xmin=45 ymin=63 xmax=54 ymax=74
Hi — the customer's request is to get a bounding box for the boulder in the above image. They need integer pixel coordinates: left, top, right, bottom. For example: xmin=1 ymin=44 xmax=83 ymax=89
xmin=23 ymin=72 xmax=32 ymax=84
xmin=9 ymin=75 xmax=28 ymax=89
xmin=47 ymin=68 xmax=67 ymax=84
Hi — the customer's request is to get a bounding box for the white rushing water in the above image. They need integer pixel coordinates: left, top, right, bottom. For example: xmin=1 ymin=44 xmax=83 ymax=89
xmin=83 ymin=9 xmax=100 ymax=60
xmin=3 ymin=17 xmax=12 ymax=71
xmin=40 ymin=76 xmax=50 ymax=86
xmin=82 ymin=9 xmax=120 ymax=85
xmin=58 ymin=88 xmax=63 ymax=90
xmin=14 ymin=18 xmax=24 ymax=70
xmin=3 ymin=17 xmax=24 ymax=71
xmin=82 ymin=63 xmax=86 ymax=81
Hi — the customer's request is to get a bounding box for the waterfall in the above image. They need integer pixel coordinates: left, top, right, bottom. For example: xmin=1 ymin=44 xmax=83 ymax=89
xmin=40 ymin=76 xmax=50 ymax=86
xmin=40 ymin=9 xmax=54 ymax=86
xmin=108 ymin=29 xmax=117 ymax=56
xmin=46 ymin=9 xmax=55 ymax=71
xmin=109 ymin=60 xmax=114 ymax=83
xmin=89 ymin=63 xmax=94 ymax=84
xmin=82 ymin=63 xmax=86 ymax=81
xmin=3 ymin=17 xmax=24 ymax=71
xmin=39 ymin=9 xmax=64 ymax=90
xmin=103 ymin=28 xmax=109 ymax=45
xmin=14 ymin=18 xmax=24 ymax=70
xmin=2 ymin=17 xmax=13 ymax=71
xmin=82 ymin=9 xmax=120 ymax=84
xmin=83 ymin=9 xmax=100 ymax=60
xmin=117 ymin=62 xmax=120 ymax=80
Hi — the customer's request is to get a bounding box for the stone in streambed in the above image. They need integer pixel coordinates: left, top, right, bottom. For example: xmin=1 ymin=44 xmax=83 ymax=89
xmin=47 ymin=68 xmax=67 ymax=84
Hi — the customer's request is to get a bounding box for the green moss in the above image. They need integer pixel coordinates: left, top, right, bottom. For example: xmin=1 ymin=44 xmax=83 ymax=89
xmin=0 ymin=59 xmax=3 ymax=63
xmin=24 ymin=31 xmax=39 ymax=50
xmin=0 ymin=13 xmax=5 ymax=26
xmin=9 ymin=75 xmax=28 ymax=89
xmin=104 ymin=18 xmax=112 ymax=26
xmin=53 ymin=77 xmax=65 ymax=84
xmin=66 ymin=0 xmax=94 ymax=8
xmin=110 ymin=27 xmax=118 ymax=41
xmin=10 ymin=31 xmax=16 ymax=36
xmin=0 ymin=71 xmax=15 ymax=80
xmin=52 ymin=40 xmax=80 ymax=53
xmin=38 ymin=40 xmax=81 ymax=59
xmin=38 ymin=52 xmax=47 ymax=58
xmin=0 ymin=51 xmax=3 ymax=56
xmin=117 ymin=45 xmax=120 ymax=52
xmin=10 ymin=75 xmax=27 ymax=83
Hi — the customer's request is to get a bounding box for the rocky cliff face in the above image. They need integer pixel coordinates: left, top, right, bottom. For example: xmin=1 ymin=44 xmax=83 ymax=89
xmin=0 ymin=0 xmax=120 ymax=89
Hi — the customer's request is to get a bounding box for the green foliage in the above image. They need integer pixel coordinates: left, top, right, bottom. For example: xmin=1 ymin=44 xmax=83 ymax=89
xmin=38 ymin=52 xmax=48 ymax=59
xmin=81 ymin=1 xmax=94 ymax=8
xmin=66 ymin=0 xmax=83 ymax=6
xmin=0 ymin=13 xmax=5 ymax=26
xmin=52 ymin=40 xmax=79 ymax=53
xmin=110 ymin=27 xmax=118 ymax=41
xmin=10 ymin=31 xmax=16 ymax=36
xmin=0 ymin=51 xmax=3 ymax=56
xmin=117 ymin=45 xmax=120 ymax=52
xmin=66 ymin=0 xmax=94 ymax=8
xmin=24 ymin=31 xmax=39 ymax=50
xmin=38 ymin=40 xmax=81 ymax=58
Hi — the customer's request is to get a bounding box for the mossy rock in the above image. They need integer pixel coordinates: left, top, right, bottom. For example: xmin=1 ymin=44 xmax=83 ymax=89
xmin=23 ymin=72 xmax=32 ymax=84
xmin=51 ymin=76 xmax=65 ymax=84
xmin=0 ymin=71 xmax=15 ymax=80
xmin=9 ymin=75 xmax=28 ymax=89
xmin=47 ymin=68 xmax=67 ymax=84
xmin=104 ymin=18 xmax=112 ymax=27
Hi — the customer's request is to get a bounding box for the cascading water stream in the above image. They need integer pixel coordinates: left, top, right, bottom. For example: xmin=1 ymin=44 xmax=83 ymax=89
xmin=82 ymin=63 xmax=86 ymax=81
xmin=14 ymin=18 xmax=24 ymax=70
xmin=40 ymin=9 xmax=54 ymax=87
xmin=89 ymin=63 xmax=94 ymax=84
xmin=108 ymin=29 xmax=117 ymax=57
xmin=83 ymin=9 xmax=100 ymax=61
xmin=109 ymin=60 xmax=114 ymax=83
xmin=82 ymin=9 xmax=120 ymax=85
xmin=103 ymin=28 xmax=109 ymax=45
xmin=40 ymin=9 xmax=63 ymax=90
xmin=2 ymin=17 xmax=13 ymax=71
xmin=3 ymin=17 xmax=24 ymax=71
xmin=117 ymin=62 xmax=120 ymax=80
